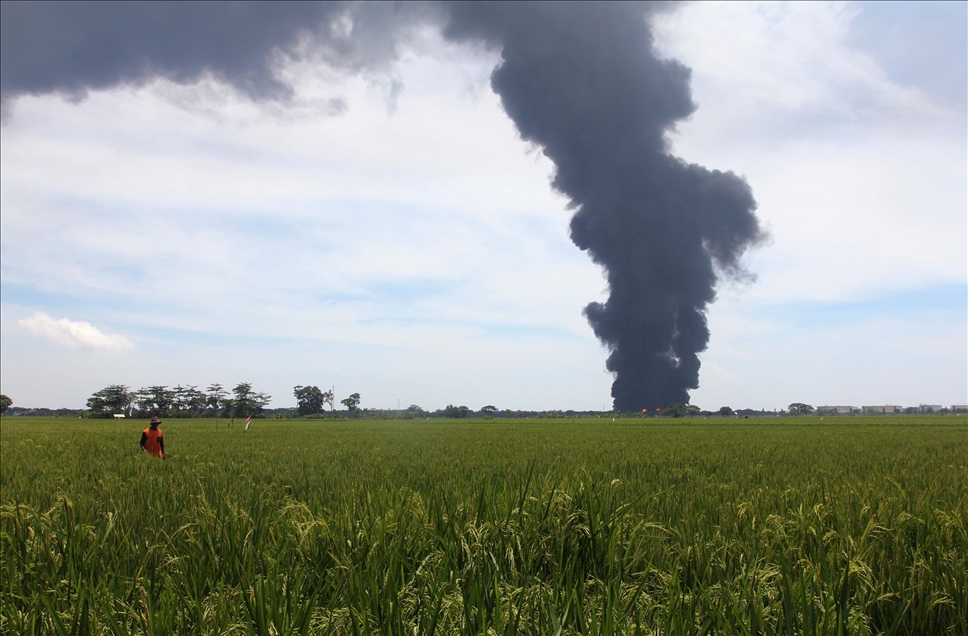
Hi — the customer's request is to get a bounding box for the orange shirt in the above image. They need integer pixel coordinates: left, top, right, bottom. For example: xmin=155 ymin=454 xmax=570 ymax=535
xmin=142 ymin=427 xmax=164 ymax=458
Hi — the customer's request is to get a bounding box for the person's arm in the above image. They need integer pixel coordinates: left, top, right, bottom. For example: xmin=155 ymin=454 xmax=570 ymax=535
xmin=140 ymin=431 xmax=147 ymax=451
xmin=159 ymin=435 xmax=165 ymax=459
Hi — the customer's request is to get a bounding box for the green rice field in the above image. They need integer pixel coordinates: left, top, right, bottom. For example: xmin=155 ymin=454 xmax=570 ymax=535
xmin=1 ymin=416 xmax=965 ymax=635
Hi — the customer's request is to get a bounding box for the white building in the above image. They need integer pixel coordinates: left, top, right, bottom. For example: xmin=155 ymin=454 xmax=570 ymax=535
xmin=816 ymin=405 xmax=857 ymax=414
xmin=918 ymin=404 xmax=944 ymax=413
xmin=862 ymin=405 xmax=899 ymax=414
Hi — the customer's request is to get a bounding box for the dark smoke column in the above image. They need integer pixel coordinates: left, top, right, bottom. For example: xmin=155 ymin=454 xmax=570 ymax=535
xmin=444 ymin=2 xmax=764 ymax=411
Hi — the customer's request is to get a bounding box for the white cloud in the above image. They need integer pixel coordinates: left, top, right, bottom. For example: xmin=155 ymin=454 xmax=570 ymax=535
xmin=653 ymin=2 xmax=948 ymax=136
xmin=0 ymin=33 xmax=602 ymax=344
xmin=17 ymin=312 xmax=133 ymax=352
xmin=0 ymin=32 xmax=608 ymax=408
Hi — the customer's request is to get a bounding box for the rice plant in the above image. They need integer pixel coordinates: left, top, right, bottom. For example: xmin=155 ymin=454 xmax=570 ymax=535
xmin=1 ymin=416 xmax=965 ymax=634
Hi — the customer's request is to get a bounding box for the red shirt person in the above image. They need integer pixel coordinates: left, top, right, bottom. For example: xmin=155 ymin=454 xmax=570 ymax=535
xmin=141 ymin=416 xmax=166 ymax=459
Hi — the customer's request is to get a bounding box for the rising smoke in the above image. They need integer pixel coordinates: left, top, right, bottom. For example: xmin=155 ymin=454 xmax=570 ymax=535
xmin=441 ymin=3 xmax=765 ymax=410
xmin=1 ymin=2 xmax=764 ymax=411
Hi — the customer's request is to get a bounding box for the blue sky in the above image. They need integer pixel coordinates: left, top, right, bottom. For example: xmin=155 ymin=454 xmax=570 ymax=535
xmin=1 ymin=1 xmax=965 ymax=411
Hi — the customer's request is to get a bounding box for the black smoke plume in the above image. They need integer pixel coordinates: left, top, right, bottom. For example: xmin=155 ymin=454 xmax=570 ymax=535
xmin=1 ymin=2 xmax=764 ymax=411
xmin=442 ymin=3 xmax=764 ymax=411
xmin=0 ymin=2 xmax=418 ymax=113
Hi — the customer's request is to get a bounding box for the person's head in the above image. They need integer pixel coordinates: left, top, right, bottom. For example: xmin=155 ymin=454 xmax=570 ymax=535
xmin=149 ymin=416 xmax=161 ymax=429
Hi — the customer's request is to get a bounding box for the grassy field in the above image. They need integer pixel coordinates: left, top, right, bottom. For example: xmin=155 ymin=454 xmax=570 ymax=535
xmin=1 ymin=415 xmax=965 ymax=635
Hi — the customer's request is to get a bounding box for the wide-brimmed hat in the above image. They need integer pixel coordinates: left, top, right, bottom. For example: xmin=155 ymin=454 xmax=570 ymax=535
xmin=150 ymin=416 xmax=162 ymax=425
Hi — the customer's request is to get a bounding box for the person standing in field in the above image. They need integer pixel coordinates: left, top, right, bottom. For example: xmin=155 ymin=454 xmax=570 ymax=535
xmin=141 ymin=416 xmax=166 ymax=459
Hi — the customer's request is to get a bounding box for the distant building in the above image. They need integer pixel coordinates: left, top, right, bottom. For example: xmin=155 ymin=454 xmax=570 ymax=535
xmin=918 ymin=404 xmax=944 ymax=413
xmin=817 ymin=405 xmax=857 ymax=414
xmin=862 ymin=405 xmax=899 ymax=414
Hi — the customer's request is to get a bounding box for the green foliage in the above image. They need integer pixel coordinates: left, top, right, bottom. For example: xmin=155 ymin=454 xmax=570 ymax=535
xmin=719 ymin=406 xmax=734 ymax=417
xmin=1 ymin=416 xmax=965 ymax=634
xmin=442 ymin=404 xmax=470 ymax=418
xmin=205 ymin=383 xmax=229 ymax=417
xmin=134 ymin=385 xmax=174 ymax=416
xmin=293 ymin=385 xmax=330 ymax=416
xmin=661 ymin=404 xmax=686 ymax=418
xmin=171 ymin=385 xmax=207 ymax=418
xmin=86 ymin=384 xmax=131 ymax=418
xmin=789 ymin=402 xmax=815 ymax=416
xmin=340 ymin=392 xmax=361 ymax=412
xmin=232 ymin=382 xmax=271 ymax=418
xmin=0 ymin=394 xmax=11 ymax=413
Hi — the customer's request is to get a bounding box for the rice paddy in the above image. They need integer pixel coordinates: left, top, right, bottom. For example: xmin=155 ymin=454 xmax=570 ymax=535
xmin=1 ymin=415 xmax=965 ymax=635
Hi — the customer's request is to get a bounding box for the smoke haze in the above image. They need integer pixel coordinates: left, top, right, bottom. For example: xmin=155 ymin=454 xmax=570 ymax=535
xmin=1 ymin=1 xmax=764 ymax=411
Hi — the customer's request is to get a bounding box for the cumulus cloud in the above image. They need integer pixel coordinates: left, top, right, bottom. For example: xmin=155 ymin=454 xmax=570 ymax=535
xmin=18 ymin=312 xmax=133 ymax=351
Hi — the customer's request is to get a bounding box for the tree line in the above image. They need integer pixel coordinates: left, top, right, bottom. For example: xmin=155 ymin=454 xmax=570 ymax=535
xmin=292 ymin=386 xmax=363 ymax=415
xmin=12 ymin=388 xmax=870 ymax=420
xmin=86 ymin=383 xmax=270 ymax=419
xmin=84 ymin=383 xmax=366 ymax=420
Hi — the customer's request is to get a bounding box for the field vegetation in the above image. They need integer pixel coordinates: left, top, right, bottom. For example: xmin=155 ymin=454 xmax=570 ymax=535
xmin=1 ymin=416 xmax=965 ymax=635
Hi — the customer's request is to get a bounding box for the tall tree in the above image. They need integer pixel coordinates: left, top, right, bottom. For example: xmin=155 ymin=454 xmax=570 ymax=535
xmin=661 ymin=404 xmax=686 ymax=418
xmin=293 ymin=385 xmax=326 ymax=416
xmin=232 ymin=382 xmax=255 ymax=417
xmin=206 ymin=383 xmax=229 ymax=417
xmin=84 ymin=384 xmax=130 ymax=417
xmin=99 ymin=385 xmax=131 ymax=414
xmin=171 ymin=385 xmax=190 ymax=417
xmin=232 ymin=383 xmax=270 ymax=417
xmin=133 ymin=387 xmax=154 ymax=416
xmin=170 ymin=384 xmax=200 ymax=416
xmin=789 ymin=403 xmax=814 ymax=417
xmin=144 ymin=386 xmax=174 ymax=417
xmin=254 ymin=392 xmax=272 ymax=416
xmin=340 ymin=392 xmax=361 ymax=413
xmin=0 ymin=394 xmax=11 ymax=413
xmin=86 ymin=395 xmax=106 ymax=417
xmin=442 ymin=404 xmax=469 ymax=419
xmin=178 ymin=385 xmax=206 ymax=417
